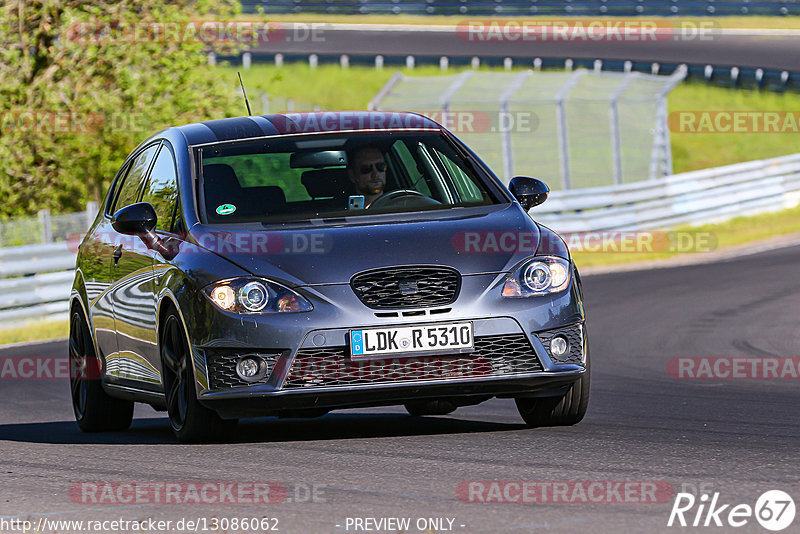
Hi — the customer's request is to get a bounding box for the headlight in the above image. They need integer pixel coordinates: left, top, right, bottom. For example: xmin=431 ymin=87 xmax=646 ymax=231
xmin=203 ymin=278 xmax=313 ymax=314
xmin=502 ymin=256 xmax=571 ymax=297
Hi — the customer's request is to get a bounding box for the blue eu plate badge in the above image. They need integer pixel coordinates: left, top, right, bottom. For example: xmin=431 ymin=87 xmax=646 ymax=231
xmin=350 ymin=330 xmax=365 ymax=355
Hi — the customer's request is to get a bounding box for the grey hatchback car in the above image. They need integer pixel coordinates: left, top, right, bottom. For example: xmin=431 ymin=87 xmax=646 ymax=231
xmin=69 ymin=111 xmax=589 ymax=442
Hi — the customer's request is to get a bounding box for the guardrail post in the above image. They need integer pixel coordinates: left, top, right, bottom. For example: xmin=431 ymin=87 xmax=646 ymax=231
xmin=649 ymin=65 xmax=687 ymax=179
xmin=242 ymin=52 xmax=252 ymax=69
xmin=609 ymin=73 xmax=639 ymax=185
xmin=261 ymin=92 xmax=270 ymax=114
xmin=368 ymin=71 xmax=405 ymax=111
xmin=499 ymin=70 xmax=533 ymax=183
xmin=85 ymin=202 xmax=98 ymax=229
xmin=438 ymin=71 xmax=474 ymax=132
xmin=38 ymin=209 xmax=52 ymax=244
xmin=554 ymin=70 xmax=588 ymax=190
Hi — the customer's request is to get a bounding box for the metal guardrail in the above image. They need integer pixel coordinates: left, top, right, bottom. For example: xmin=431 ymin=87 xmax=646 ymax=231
xmin=241 ymin=0 xmax=800 ymax=17
xmin=532 ymin=152 xmax=800 ymax=232
xmin=0 ymin=202 xmax=96 ymax=326
xmin=0 ymin=243 xmax=75 ymax=324
xmin=1 ymin=154 xmax=799 ymax=327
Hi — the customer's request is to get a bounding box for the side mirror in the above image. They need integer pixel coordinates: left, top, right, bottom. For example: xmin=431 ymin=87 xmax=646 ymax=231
xmin=508 ymin=176 xmax=550 ymax=210
xmin=112 ymin=202 xmax=157 ymax=235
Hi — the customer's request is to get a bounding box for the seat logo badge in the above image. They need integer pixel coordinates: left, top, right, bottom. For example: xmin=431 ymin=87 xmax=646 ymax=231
xmin=399 ymin=280 xmax=419 ymax=295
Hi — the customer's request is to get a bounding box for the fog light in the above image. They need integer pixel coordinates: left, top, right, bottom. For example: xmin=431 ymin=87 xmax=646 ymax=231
xmin=235 ymin=356 xmax=268 ymax=382
xmin=550 ymin=336 xmax=569 ymax=357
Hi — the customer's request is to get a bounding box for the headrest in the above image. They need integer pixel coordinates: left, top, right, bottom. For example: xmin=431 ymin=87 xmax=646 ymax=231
xmin=248 ymin=186 xmax=286 ymax=208
xmin=301 ymin=168 xmax=351 ymax=199
xmin=203 ymin=164 xmax=243 ymax=201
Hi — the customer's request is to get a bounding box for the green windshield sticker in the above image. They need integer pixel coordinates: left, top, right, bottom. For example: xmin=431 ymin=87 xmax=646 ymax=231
xmin=216 ymin=204 xmax=236 ymax=216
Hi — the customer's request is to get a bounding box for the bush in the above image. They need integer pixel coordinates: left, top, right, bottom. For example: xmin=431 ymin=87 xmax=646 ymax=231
xmin=0 ymin=0 xmax=245 ymax=217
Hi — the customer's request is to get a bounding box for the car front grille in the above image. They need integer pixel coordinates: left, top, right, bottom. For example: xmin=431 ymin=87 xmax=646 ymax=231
xmin=350 ymin=265 xmax=461 ymax=309
xmin=534 ymin=323 xmax=585 ymax=366
xmin=206 ymin=349 xmax=281 ymax=389
xmin=282 ymin=334 xmax=542 ymax=390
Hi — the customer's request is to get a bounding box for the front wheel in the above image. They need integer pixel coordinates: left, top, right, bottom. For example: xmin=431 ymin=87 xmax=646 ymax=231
xmin=515 ymin=369 xmax=590 ymax=427
xmin=69 ymin=310 xmax=133 ymax=432
xmin=161 ymin=313 xmax=237 ymax=442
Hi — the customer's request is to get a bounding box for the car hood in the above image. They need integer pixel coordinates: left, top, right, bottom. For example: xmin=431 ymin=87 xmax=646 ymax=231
xmin=189 ymin=204 xmax=557 ymax=286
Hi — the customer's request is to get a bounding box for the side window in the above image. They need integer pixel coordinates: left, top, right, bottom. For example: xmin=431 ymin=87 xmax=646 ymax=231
xmin=391 ymin=140 xmax=431 ymax=196
xmin=112 ymin=144 xmax=160 ymax=213
xmin=434 ymin=148 xmax=484 ymax=203
xmin=105 ymin=161 xmax=131 ymax=216
xmin=141 ymin=145 xmax=179 ymax=233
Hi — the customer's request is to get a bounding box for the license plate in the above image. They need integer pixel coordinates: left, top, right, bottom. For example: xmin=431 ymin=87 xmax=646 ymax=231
xmin=350 ymin=322 xmax=473 ymax=358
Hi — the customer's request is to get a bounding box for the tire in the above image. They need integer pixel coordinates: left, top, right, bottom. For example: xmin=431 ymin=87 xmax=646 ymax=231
xmin=69 ymin=310 xmax=133 ymax=432
xmin=515 ymin=367 xmax=590 ymax=427
xmin=161 ymin=313 xmax=237 ymax=442
xmin=404 ymin=399 xmax=458 ymax=416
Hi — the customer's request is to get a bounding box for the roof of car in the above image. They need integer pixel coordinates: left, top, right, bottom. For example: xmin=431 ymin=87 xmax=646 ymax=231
xmin=175 ymin=111 xmax=443 ymax=146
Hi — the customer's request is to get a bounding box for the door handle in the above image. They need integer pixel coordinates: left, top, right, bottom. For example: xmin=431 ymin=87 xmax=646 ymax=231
xmin=113 ymin=245 xmax=123 ymax=265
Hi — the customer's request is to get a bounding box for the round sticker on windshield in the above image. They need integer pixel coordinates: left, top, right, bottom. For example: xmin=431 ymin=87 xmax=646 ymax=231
xmin=216 ymin=204 xmax=236 ymax=216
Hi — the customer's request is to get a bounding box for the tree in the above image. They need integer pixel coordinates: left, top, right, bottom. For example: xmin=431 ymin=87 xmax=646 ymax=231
xmin=0 ymin=0 xmax=245 ymax=216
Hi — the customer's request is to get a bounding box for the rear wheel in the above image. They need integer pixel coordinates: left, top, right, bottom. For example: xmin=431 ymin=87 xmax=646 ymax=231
xmin=515 ymin=369 xmax=590 ymax=427
xmin=161 ymin=313 xmax=237 ymax=442
xmin=68 ymin=310 xmax=133 ymax=432
xmin=404 ymin=399 xmax=458 ymax=416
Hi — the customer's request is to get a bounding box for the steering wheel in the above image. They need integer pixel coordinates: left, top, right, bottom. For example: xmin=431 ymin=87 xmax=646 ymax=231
xmin=368 ymin=189 xmax=430 ymax=209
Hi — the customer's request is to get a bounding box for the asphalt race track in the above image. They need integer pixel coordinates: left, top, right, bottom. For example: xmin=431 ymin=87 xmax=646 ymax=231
xmin=1 ymin=244 xmax=798 ymax=533
xmin=252 ymin=26 xmax=800 ymax=71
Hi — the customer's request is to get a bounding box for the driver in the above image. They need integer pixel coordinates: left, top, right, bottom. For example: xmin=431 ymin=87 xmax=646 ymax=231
xmin=347 ymin=146 xmax=387 ymax=208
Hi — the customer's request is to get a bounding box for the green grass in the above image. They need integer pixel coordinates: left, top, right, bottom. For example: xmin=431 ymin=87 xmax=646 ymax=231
xmin=230 ymin=14 xmax=800 ymax=30
xmin=571 ymin=204 xmax=800 ymax=267
xmin=0 ymin=320 xmax=68 ymax=345
xmin=669 ymin=82 xmax=800 ymax=172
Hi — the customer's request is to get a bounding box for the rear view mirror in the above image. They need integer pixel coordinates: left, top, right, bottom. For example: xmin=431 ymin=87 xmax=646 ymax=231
xmin=509 ymin=176 xmax=550 ymax=210
xmin=290 ymin=150 xmax=347 ymax=168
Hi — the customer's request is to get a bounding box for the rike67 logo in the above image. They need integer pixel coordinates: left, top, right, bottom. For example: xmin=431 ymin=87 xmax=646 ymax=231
xmin=668 ymin=490 xmax=796 ymax=531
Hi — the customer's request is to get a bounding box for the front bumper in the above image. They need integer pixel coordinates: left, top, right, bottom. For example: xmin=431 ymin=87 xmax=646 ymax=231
xmin=196 ymin=319 xmax=586 ymax=418
xmin=203 ymin=371 xmax=584 ymax=418
xmin=187 ymin=271 xmax=587 ymax=417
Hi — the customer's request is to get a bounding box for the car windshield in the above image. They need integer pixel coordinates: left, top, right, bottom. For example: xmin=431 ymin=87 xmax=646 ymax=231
xmin=197 ymin=132 xmax=502 ymax=224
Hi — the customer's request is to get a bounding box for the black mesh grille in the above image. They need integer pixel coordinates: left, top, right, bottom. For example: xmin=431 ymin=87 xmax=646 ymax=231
xmin=534 ymin=324 xmax=585 ymax=365
xmin=283 ymin=334 xmax=542 ymax=389
xmin=350 ymin=266 xmax=461 ymax=309
xmin=206 ymin=350 xmax=281 ymax=390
